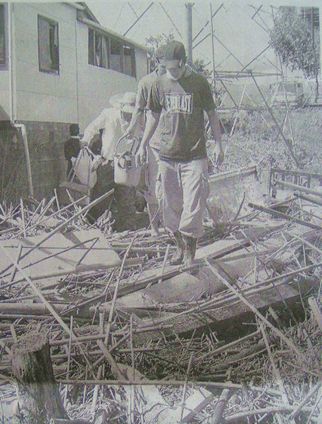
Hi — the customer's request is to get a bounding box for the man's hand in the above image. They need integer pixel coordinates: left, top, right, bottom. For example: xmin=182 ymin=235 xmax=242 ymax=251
xmin=214 ymin=144 xmax=224 ymax=167
xmin=136 ymin=145 xmax=147 ymax=167
xmin=123 ymin=127 xmax=134 ymax=139
xmin=91 ymin=156 xmax=104 ymax=171
xmin=80 ymin=138 xmax=89 ymax=148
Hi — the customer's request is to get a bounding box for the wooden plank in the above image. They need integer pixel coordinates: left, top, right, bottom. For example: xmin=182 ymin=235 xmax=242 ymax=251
xmin=205 ymin=260 xmax=304 ymax=360
xmin=0 ymin=229 xmax=121 ymax=285
xmin=112 ymin=279 xmax=310 ymax=343
xmin=196 ymin=238 xmax=251 ymax=260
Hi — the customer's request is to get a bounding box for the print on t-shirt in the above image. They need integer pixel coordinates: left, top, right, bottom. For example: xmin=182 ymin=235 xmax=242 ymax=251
xmin=164 ymin=93 xmax=193 ymax=114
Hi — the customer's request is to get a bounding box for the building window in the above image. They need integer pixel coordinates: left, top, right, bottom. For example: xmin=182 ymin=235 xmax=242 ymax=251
xmin=88 ymin=28 xmax=109 ymax=68
xmin=87 ymin=27 xmax=138 ymax=77
xmin=0 ymin=4 xmax=5 ymax=65
xmin=300 ymin=7 xmax=320 ymax=46
xmin=123 ymin=45 xmax=136 ymax=77
xmin=38 ymin=15 xmax=59 ymax=74
xmin=110 ymin=38 xmax=122 ymax=72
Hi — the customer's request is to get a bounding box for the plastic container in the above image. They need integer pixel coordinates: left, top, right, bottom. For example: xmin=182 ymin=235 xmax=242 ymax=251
xmin=114 ymin=135 xmax=142 ymax=187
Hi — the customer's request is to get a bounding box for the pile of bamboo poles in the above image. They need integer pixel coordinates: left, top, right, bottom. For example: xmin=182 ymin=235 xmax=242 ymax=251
xmin=0 ymin=182 xmax=321 ymax=423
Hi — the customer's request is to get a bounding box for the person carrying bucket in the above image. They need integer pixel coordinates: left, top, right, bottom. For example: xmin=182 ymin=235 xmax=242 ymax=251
xmin=81 ymin=92 xmax=141 ymax=231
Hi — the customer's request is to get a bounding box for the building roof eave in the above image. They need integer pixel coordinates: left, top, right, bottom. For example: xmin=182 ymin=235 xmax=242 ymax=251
xmin=64 ymin=2 xmax=100 ymax=23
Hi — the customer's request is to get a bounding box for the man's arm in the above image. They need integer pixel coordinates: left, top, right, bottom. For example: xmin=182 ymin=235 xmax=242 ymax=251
xmin=100 ymin=116 xmax=117 ymax=161
xmin=136 ymin=111 xmax=160 ymax=165
xmin=126 ymin=80 xmax=146 ymax=136
xmin=127 ymin=110 xmax=144 ymax=135
xmin=200 ymin=76 xmax=224 ymax=165
xmin=90 ymin=116 xmax=117 ymax=171
xmin=82 ymin=110 xmax=107 ymax=146
xmin=207 ymin=109 xmax=222 ymax=145
xmin=136 ymin=80 xmax=162 ymax=164
xmin=206 ymin=109 xmax=224 ymax=165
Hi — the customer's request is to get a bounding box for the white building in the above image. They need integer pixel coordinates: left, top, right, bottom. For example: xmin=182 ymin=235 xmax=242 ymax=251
xmin=0 ymin=2 xmax=148 ymax=200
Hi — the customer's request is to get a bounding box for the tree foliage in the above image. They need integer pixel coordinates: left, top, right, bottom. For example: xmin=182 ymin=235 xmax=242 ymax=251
xmin=193 ymin=58 xmax=212 ymax=80
xmin=270 ymin=7 xmax=320 ymax=100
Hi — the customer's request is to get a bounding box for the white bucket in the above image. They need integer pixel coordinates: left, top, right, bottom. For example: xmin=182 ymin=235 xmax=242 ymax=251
xmin=114 ymin=153 xmax=141 ymax=187
xmin=113 ymin=135 xmax=142 ymax=187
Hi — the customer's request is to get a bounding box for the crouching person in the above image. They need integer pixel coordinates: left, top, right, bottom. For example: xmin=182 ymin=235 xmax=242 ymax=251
xmin=136 ymin=41 xmax=224 ymax=265
xmin=81 ymin=92 xmax=140 ymax=231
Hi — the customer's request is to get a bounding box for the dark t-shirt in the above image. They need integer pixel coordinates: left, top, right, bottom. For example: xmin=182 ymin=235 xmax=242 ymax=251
xmin=136 ymin=70 xmax=162 ymax=150
xmin=148 ymin=68 xmax=215 ymax=161
xmin=136 ymin=70 xmax=158 ymax=111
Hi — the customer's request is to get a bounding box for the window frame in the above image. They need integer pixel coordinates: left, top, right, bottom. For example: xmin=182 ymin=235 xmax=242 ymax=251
xmin=109 ymin=36 xmax=123 ymax=73
xmin=87 ymin=27 xmax=137 ymax=78
xmin=38 ymin=14 xmax=60 ymax=75
xmin=123 ymin=44 xmax=136 ymax=78
xmin=88 ymin=28 xmax=110 ymax=69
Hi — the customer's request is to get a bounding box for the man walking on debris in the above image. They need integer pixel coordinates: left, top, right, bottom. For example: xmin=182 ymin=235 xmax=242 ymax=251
xmin=81 ymin=92 xmax=140 ymax=231
xmin=126 ymin=46 xmax=167 ymax=236
xmin=136 ymin=40 xmax=224 ymax=266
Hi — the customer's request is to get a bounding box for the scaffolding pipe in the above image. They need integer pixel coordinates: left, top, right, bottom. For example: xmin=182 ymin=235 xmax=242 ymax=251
xmin=185 ymin=2 xmax=193 ymax=63
xmin=192 ymin=3 xmax=223 ymax=43
xmin=251 ymin=73 xmax=300 ymax=168
xmin=210 ymin=3 xmax=216 ymax=89
xmin=159 ymin=2 xmax=182 ymax=39
xmin=123 ymin=2 xmax=154 ymax=37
